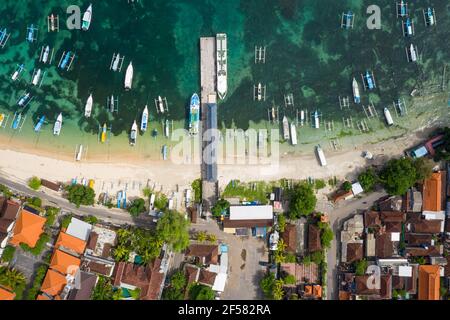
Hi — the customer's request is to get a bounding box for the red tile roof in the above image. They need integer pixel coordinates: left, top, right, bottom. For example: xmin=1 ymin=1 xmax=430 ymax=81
xmin=308 ymin=224 xmax=322 ymax=253
xmin=282 ymin=224 xmax=297 ymax=253
xmin=422 ymin=172 xmax=442 ymax=212
xmin=418 ymin=265 xmax=440 ymax=300
xmin=10 ymin=210 xmax=46 ymax=248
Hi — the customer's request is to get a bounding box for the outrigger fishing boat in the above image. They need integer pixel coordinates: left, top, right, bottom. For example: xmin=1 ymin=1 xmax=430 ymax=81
xmin=124 ymin=62 xmax=133 ymax=90
xmin=11 ymin=64 xmax=25 ymax=81
xmin=110 ymin=53 xmax=124 ymax=72
xmin=189 ymin=93 xmax=200 ymax=135
xmin=423 ymin=7 xmax=436 ymax=27
xmin=341 ymin=11 xmax=354 ymax=29
xmin=0 ymin=28 xmax=11 ymax=48
xmin=53 ymin=113 xmax=63 ymax=136
xmin=0 ymin=114 xmax=4 ymax=127
xmin=352 ymin=78 xmax=361 ymax=103
xmin=31 ymin=69 xmax=45 ymax=86
xmin=300 ymin=110 xmax=305 ymax=126
xmin=101 ymin=123 xmax=107 ymax=143
xmin=17 ymin=92 xmax=32 ymax=107
xmin=312 ymin=110 xmax=320 ymax=129
xmin=384 ymin=107 xmax=394 ymax=126
xmin=362 ymin=71 xmax=376 ymax=90
xmin=76 ymin=145 xmax=83 ymax=161
xmin=48 ymin=14 xmax=59 ymax=32
xmin=406 ymin=43 xmax=418 ymax=62
xmin=130 ymin=121 xmax=138 ymax=146
xmin=85 ymin=94 xmax=93 ymax=118
xmin=397 ymin=1 xmax=408 ymax=18
xmin=402 ymin=18 xmax=414 ymax=37
xmin=26 ymin=24 xmax=38 ymax=43
xmin=34 ymin=116 xmax=45 ymax=132
xmin=157 ymin=96 xmax=165 ymax=113
xmin=82 ymin=4 xmax=93 ymax=31
xmin=40 ymin=45 xmax=54 ymax=64
xmin=162 ymin=145 xmax=168 ymax=161
xmin=58 ymin=51 xmax=75 ymax=71
xmin=141 ymin=106 xmax=149 ymax=132
xmin=282 ymin=116 xmax=290 ymax=140
xmin=164 ymin=119 xmax=170 ymax=138
xmin=11 ymin=113 xmax=22 ymax=130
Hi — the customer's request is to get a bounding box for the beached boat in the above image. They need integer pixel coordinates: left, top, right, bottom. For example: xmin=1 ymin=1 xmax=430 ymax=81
xmin=384 ymin=108 xmax=394 ymax=126
xmin=425 ymin=7 xmax=435 ymax=26
xmin=165 ymin=119 xmax=170 ymax=137
xmin=0 ymin=114 xmax=4 ymax=127
xmin=109 ymin=95 xmax=115 ymax=112
xmin=162 ymin=145 xmax=168 ymax=161
xmin=258 ymin=130 xmax=265 ymax=149
xmin=124 ymin=62 xmax=133 ymax=90
xmin=122 ymin=190 xmax=127 ymax=209
xmin=117 ymin=191 xmax=123 ymax=208
xmin=34 ymin=116 xmax=45 ymax=132
xmin=352 ymin=78 xmax=361 ymax=103
xmin=76 ymin=145 xmax=83 ymax=161
xmin=130 ymin=121 xmax=138 ymax=146
xmin=408 ymin=44 xmax=417 ymax=62
xmin=257 ymin=83 xmax=262 ymax=101
xmin=216 ymin=33 xmax=228 ymax=100
xmin=101 ymin=123 xmax=107 ymax=143
xmin=316 ymin=145 xmax=327 ymax=166
xmin=300 ymin=110 xmax=305 ymax=126
xmin=158 ymin=96 xmax=165 ymax=113
xmin=54 ymin=113 xmax=62 ymax=136
xmin=141 ymin=105 xmax=148 ymax=132
xmin=82 ymin=4 xmax=93 ymax=31
xmin=17 ymin=93 xmax=31 ymax=107
xmin=282 ymin=116 xmax=290 ymax=140
xmin=290 ymin=123 xmax=297 ymax=146
xmin=313 ymin=111 xmax=320 ymax=129
xmin=85 ymin=94 xmax=93 ymax=117
xmin=11 ymin=64 xmax=24 ymax=81
xmin=189 ymin=93 xmax=200 ymax=135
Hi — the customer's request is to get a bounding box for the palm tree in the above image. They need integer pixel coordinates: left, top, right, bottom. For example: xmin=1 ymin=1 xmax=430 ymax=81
xmin=196 ymin=231 xmax=207 ymax=242
xmin=0 ymin=268 xmax=26 ymax=290
xmin=113 ymin=245 xmax=130 ymax=262
xmin=207 ymin=234 xmax=217 ymax=243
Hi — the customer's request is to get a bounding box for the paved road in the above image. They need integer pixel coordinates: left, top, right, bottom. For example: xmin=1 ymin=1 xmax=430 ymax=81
xmin=0 ymin=176 xmax=153 ymax=228
xmin=325 ymin=190 xmax=387 ymax=300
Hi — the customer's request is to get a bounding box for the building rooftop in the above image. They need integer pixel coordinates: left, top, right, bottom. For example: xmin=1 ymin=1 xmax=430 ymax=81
xmin=67 ymin=271 xmax=98 ymax=300
xmin=223 ymin=218 xmax=273 ymax=228
xmin=41 ymin=269 xmax=68 ymax=297
xmin=9 ymin=210 xmax=46 ymax=248
xmin=66 ymin=218 xmax=92 ymax=242
xmin=280 ymin=262 xmax=319 ymax=284
xmin=346 ymin=243 xmax=363 ymax=264
xmin=0 ymin=287 xmax=15 ymax=300
xmin=55 ymin=232 xmax=87 ymax=255
xmin=186 ymin=244 xmax=219 ymax=265
xmin=422 ymin=172 xmax=443 ymax=212
xmin=229 ymin=205 xmax=273 ymax=221
xmin=50 ymin=249 xmax=81 ymax=276
xmin=282 ymin=224 xmax=297 ymax=253
xmin=308 ymin=224 xmax=322 ymax=253
xmin=409 ymin=220 xmax=442 ymax=234
xmin=418 ymin=265 xmax=440 ymax=300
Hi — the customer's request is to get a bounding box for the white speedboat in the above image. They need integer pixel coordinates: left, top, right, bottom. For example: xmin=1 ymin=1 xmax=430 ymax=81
xmin=32 ymin=69 xmax=42 ymax=86
xmin=290 ymin=123 xmax=297 ymax=146
xmin=54 ymin=113 xmax=63 ymax=136
xmin=130 ymin=121 xmax=138 ymax=146
xmin=82 ymin=4 xmax=92 ymax=31
xmin=84 ymin=94 xmax=93 ymax=117
xmin=124 ymin=62 xmax=133 ymax=90
xmin=141 ymin=105 xmax=148 ymax=132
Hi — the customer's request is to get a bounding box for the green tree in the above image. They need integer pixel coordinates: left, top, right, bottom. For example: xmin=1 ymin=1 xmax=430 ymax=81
xmin=83 ymin=215 xmax=98 ymax=225
xmin=310 ymin=251 xmax=325 ymax=264
xmin=277 ymin=214 xmax=286 ymax=233
xmin=163 ymin=270 xmax=187 ymax=300
xmin=91 ymin=276 xmax=115 ymax=300
xmin=156 ymin=210 xmax=190 ymax=252
xmin=283 ymin=274 xmax=296 ymax=285
xmin=188 ymin=284 xmax=215 ymax=300
xmin=28 ymin=177 xmax=41 ymax=191
xmin=342 ymin=181 xmax=352 ymax=192
xmin=113 ymin=245 xmax=131 ymax=262
xmin=191 ymin=179 xmax=202 ymax=203
xmin=272 ymin=280 xmax=284 ymax=300
xmin=288 ymin=183 xmax=317 ymax=219
xmin=358 ymin=168 xmax=378 ymax=192
xmin=211 ymin=199 xmax=230 ymax=217
xmin=0 ymin=267 xmax=26 ymax=290
xmin=61 ymin=214 xmax=72 ymax=229
xmin=354 ymin=259 xmax=368 ymax=276
xmin=319 ymin=223 xmax=333 ymax=249
xmin=66 ymin=184 xmax=95 ymax=207
xmin=207 ymin=234 xmax=217 ymax=243
xmin=314 ymin=179 xmax=326 ymax=190
xmin=260 ymin=272 xmax=275 ymax=299
xmin=26 ymin=265 xmax=48 ymax=300
xmin=154 ymin=193 xmax=168 ymax=211
xmin=142 ymin=187 xmax=152 ymax=198
xmin=380 ymin=158 xmax=417 ymax=195
xmin=196 ymin=231 xmax=207 ymax=242
xmin=127 ymin=198 xmax=146 ymax=217
xmin=0 ymin=246 xmax=16 ymax=263
xmin=29 ymin=197 xmax=42 ymax=208
xmin=413 ymin=158 xmax=434 ymax=181
xmin=45 ymin=207 xmax=60 ymax=227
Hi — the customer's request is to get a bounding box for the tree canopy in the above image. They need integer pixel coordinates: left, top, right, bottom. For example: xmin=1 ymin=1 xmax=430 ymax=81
xmin=211 ymin=198 xmax=230 ymax=217
xmin=380 ymin=158 xmax=418 ymax=195
xmin=163 ymin=270 xmax=187 ymax=300
xmin=342 ymin=181 xmax=352 ymax=192
xmin=413 ymin=157 xmax=434 ymax=181
xmin=188 ymin=284 xmax=215 ymax=300
xmin=127 ymin=198 xmax=146 ymax=217
xmin=28 ymin=177 xmax=41 ymax=191
xmin=66 ymin=184 xmax=96 ymax=207
xmin=358 ymin=167 xmax=378 ymax=192
xmin=288 ymin=183 xmax=317 ymax=219
xmin=156 ymin=211 xmax=190 ymax=252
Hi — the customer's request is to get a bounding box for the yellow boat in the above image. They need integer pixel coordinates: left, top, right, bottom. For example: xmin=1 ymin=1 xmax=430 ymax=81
xmin=0 ymin=114 xmax=4 ymax=127
xmin=101 ymin=123 xmax=107 ymax=143
xmin=89 ymin=179 xmax=95 ymax=189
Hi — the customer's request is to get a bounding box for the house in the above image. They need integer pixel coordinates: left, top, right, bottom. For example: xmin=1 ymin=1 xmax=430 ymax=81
xmin=49 ymin=249 xmax=81 ymax=276
xmin=345 ymin=243 xmax=364 ymax=264
xmin=392 ymin=264 xmax=418 ymax=296
xmin=81 ymin=257 xmax=115 ymax=277
xmin=280 ymin=262 xmax=319 ymax=285
xmin=113 ymin=260 xmax=165 ymax=300
xmin=354 ymin=274 xmax=392 ymax=300
xmin=422 ymin=172 xmax=444 ymax=212
xmin=341 ymin=214 xmax=364 ymax=263
xmin=0 ymin=287 xmax=15 ymax=300
xmin=9 ymin=209 xmax=46 ymax=248
xmin=379 ymin=196 xmax=403 ymax=212
xmin=66 ymin=218 xmax=92 ymax=242
xmin=351 ymin=182 xmax=364 ymax=197
xmin=408 ymin=220 xmax=442 ymax=234
xmin=0 ymin=198 xmax=21 ymax=254
xmin=67 ymin=271 xmax=98 ymax=300
xmin=85 ymin=225 xmax=117 ymax=259
xmin=405 ymin=189 xmax=423 ymax=212
xmin=282 ymin=224 xmax=297 ymax=253
xmin=198 ymin=269 xmax=217 ymax=287
xmin=40 ymin=269 xmax=68 ymax=298
xmin=223 ymin=205 xmax=273 ymax=236
xmin=308 ymin=224 xmax=322 ymax=253
xmin=55 ymin=232 xmax=87 ymax=256
xmin=418 ymin=265 xmax=441 ymax=300
xmin=332 ymin=190 xmax=353 ymax=203
xmin=303 ymin=284 xmax=322 ymax=300
xmin=185 ymin=244 xmax=219 ymax=265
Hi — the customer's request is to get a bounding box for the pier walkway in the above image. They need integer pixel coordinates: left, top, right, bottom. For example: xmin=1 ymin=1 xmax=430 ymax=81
xmin=200 ymin=37 xmax=218 ymax=213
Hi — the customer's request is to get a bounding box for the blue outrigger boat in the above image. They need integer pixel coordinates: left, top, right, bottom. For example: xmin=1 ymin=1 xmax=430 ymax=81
xmin=26 ymin=24 xmax=38 ymax=43
xmin=11 ymin=113 xmax=22 ymax=130
xmin=0 ymin=28 xmax=10 ymax=48
xmin=397 ymin=1 xmax=408 ymax=17
xmin=363 ymin=71 xmax=376 ymax=90
xmin=58 ymin=51 xmax=75 ymax=71
xmin=117 ymin=191 xmax=122 ymax=208
xmin=403 ymin=18 xmax=414 ymax=37
xmin=34 ymin=116 xmax=45 ymax=132
xmin=424 ymin=7 xmax=436 ymax=26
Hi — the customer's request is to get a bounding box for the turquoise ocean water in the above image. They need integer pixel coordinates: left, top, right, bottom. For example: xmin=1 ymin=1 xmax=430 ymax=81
xmin=0 ymin=0 xmax=449 ymax=160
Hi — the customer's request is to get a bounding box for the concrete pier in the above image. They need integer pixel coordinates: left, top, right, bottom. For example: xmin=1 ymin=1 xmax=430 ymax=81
xmin=200 ymin=37 xmax=218 ymax=213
